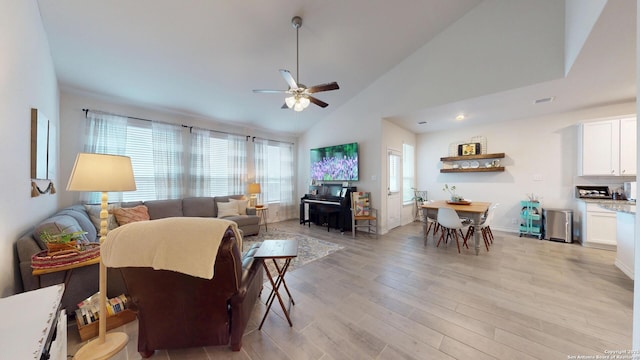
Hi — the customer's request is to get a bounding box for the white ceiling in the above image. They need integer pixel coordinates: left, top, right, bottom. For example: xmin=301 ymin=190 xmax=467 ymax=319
xmin=37 ymin=0 xmax=635 ymax=136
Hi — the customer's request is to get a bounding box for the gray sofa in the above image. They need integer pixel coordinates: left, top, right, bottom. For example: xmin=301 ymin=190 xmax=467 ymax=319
xmin=16 ymin=195 xmax=260 ymax=313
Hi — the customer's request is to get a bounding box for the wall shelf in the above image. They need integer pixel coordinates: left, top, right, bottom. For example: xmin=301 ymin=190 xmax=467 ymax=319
xmin=440 ymin=167 xmax=505 ymax=173
xmin=440 ymin=152 xmax=506 ymax=173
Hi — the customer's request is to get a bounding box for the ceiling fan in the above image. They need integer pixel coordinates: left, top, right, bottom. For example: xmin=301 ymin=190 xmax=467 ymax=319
xmin=253 ymin=16 xmax=340 ymax=112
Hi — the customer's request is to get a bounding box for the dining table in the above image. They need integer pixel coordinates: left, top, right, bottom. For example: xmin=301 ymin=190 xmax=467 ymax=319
xmin=421 ymin=200 xmax=491 ymax=255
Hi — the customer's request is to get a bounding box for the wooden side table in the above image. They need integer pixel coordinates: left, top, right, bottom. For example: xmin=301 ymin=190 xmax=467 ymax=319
xmin=256 ymin=206 xmax=269 ymax=231
xmin=32 ymin=254 xmax=101 ymax=289
xmin=254 ymin=239 xmax=298 ymax=329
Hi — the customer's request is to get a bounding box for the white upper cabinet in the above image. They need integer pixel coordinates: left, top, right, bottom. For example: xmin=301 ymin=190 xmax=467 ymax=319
xmin=579 ymin=116 xmax=636 ymax=176
xmin=619 ymin=117 xmax=637 ymax=176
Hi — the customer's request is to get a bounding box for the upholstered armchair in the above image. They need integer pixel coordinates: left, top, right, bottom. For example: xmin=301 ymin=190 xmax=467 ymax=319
xmin=102 ymin=219 xmax=263 ymax=357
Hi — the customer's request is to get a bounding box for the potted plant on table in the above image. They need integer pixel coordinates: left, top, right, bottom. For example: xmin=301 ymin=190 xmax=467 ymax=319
xmin=40 ymin=227 xmax=88 ymax=255
xmin=443 ymin=184 xmax=462 ymax=202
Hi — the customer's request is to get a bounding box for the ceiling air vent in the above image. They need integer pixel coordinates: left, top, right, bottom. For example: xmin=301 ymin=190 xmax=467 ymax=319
xmin=533 ymin=96 xmax=555 ymax=104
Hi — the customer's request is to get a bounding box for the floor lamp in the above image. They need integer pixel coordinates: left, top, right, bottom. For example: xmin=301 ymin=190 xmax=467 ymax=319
xmin=67 ymin=153 xmax=136 ymax=360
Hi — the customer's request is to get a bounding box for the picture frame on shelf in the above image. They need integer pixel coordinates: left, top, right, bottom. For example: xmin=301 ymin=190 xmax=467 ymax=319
xmin=458 ymin=142 xmax=481 ymax=156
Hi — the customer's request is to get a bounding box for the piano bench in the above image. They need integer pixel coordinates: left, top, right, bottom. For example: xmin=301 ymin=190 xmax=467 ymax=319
xmin=318 ymin=207 xmax=342 ymax=232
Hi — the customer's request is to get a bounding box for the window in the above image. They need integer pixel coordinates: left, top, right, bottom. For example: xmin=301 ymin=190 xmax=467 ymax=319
xmin=123 ymin=123 xmax=156 ymax=201
xmin=402 ymin=143 xmax=415 ymax=204
xmin=255 ymin=141 xmax=293 ymax=203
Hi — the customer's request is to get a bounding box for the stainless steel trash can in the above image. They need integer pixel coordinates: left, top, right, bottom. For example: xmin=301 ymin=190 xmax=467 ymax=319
xmin=542 ymin=208 xmax=573 ymax=243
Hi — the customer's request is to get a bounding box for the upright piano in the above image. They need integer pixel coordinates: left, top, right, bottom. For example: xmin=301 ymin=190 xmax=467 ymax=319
xmin=300 ymin=186 xmax=356 ymax=232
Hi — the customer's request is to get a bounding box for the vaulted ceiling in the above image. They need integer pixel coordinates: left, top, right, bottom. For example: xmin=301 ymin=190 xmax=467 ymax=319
xmin=37 ymin=0 xmax=635 ymax=136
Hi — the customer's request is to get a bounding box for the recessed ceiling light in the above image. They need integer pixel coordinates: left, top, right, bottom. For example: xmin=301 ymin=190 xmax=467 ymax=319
xmin=417 ymin=121 xmax=427 ymax=125
xmin=534 ymin=96 xmax=555 ymax=104
xmin=455 ymin=114 xmax=465 ymax=121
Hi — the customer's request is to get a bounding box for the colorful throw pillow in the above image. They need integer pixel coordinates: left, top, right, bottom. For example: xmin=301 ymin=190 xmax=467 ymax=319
xmin=217 ymin=201 xmax=240 ymax=218
xmin=230 ymin=198 xmax=249 ymax=215
xmin=111 ymin=205 xmax=150 ymax=225
xmin=84 ymin=204 xmax=120 ymax=231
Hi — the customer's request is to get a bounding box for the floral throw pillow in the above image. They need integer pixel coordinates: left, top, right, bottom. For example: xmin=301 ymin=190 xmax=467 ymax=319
xmin=111 ymin=205 xmax=150 ymax=226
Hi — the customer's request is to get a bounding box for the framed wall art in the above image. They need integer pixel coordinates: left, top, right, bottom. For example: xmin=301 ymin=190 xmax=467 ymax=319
xmin=458 ymin=142 xmax=481 ymax=156
xmin=30 ymin=108 xmax=56 ymax=196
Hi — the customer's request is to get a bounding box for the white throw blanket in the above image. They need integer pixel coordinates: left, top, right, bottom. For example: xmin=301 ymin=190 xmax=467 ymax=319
xmin=101 ymin=217 xmax=242 ymax=279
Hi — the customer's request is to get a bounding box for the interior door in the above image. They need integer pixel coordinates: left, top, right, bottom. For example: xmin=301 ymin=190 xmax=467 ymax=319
xmin=387 ymin=149 xmax=402 ymax=230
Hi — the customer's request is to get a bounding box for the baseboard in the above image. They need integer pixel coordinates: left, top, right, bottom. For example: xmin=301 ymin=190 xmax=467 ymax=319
xmin=615 ymin=258 xmax=634 ymax=280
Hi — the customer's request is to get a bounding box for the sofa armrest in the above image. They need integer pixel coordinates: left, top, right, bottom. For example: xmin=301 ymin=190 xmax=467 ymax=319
xmin=246 ymin=207 xmax=256 ymax=216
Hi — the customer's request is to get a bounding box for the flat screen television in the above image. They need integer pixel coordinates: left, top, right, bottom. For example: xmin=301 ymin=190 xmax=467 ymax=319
xmin=310 ymin=142 xmax=358 ymax=181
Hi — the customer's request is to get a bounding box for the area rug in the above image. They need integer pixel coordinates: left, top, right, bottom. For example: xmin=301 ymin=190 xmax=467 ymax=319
xmin=242 ymin=228 xmax=344 ymax=272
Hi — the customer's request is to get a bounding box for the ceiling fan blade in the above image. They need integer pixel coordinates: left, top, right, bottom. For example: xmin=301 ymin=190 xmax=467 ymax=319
xmin=308 ymin=96 xmax=329 ymax=108
xmin=253 ymin=89 xmax=289 ymax=93
xmin=307 ymin=82 xmax=339 ymax=94
xmin=279 ymin=69 xmax=299 ymax=90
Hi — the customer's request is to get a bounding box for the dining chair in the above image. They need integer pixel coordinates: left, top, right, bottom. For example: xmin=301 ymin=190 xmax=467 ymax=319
xmin=421 ymin=201 xmax=440 ymax=246
xmin=467 ymin=203 xmax=500 ymax=251
xmin=351 ymin=195 xmax=378 ymax=238
xmin=436 ymin=207 xmax=472 ymax=253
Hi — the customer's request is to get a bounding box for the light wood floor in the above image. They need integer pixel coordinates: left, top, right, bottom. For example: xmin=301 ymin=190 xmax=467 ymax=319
xmin=67 ymin=220 xmax=633 ymax=360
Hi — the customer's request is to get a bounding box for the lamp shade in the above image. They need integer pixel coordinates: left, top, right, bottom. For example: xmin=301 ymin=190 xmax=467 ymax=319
xmin=67 ymin=153 xmax=136 ymax=192
xmin=247 ymin=183 xmax=261 ymax=195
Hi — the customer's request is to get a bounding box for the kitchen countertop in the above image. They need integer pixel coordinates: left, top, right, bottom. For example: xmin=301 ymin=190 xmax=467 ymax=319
xmin=577 ymin=198 xmax=636 ymax=214
xmin=597 ymin=202 xmax=636 ymax=214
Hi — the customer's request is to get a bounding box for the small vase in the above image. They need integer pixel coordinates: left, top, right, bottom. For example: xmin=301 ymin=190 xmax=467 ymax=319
xmin=450 ymin=195 xmax=461 ymax=202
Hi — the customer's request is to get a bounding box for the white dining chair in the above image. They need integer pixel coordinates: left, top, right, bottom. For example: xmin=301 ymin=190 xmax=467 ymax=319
xmin=468 ymin=203 xmax=500 ymax=251
xmin=437 ymin=207 xmax=472 ymax=253
xmin=421 ymin=201 xmax=440 ymax=246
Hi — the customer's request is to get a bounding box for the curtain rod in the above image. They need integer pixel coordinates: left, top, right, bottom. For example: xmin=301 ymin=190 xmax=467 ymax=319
xmin=83 ymin=108 xmax=240 ymax=138
xmin=83 ymin=108 xmax=291 ymax=142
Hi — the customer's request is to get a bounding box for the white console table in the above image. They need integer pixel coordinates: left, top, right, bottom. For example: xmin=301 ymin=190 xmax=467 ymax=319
xmin=0 ymin=284 xmax=66 ymax=359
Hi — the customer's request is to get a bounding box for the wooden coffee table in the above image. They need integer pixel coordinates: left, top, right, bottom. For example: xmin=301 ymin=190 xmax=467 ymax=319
xmin=254 ymin=239 xmax=298 ymax=329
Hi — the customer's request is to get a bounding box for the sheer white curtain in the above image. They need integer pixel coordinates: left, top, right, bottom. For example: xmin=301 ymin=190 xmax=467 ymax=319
xmin=277 ymin=141 xmax=296 ymax=219
xmin=227 ymin=134 xmax=247 ymax=196
xmin=82 ymin=112 xmax=128 ymax=203
xmin=254 ymin=139 xmax=296 ymax=219
xmin=188 ymin=128 xmax=211 ymax=197
xmin=254 ymin=139 xmax=268 ymax=205
xmin=188 ymin=129 xmax=247 ymax=196
xmin=152 ymin=121 xmax=184 ymax=199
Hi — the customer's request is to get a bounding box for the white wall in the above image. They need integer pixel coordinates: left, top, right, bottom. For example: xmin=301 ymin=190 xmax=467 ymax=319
xmin=416 ymin=101 xmax=636 ymax=235
xmin=0 ymin=0 xmax=60 ymax=296
xmin=297 ymin=98 xmax=383 ymax=216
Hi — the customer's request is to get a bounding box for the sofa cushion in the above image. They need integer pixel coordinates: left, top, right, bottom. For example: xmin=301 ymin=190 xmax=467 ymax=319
xmin=217 ymin=201 xmax=240 ymax=218
xmin=84 ymin=204 xmax=120 ymax=232
xmin=57 ymin=206 xmax=98 ymax=243
xmin=230 ymin=198 xmax=249 ymax=215
xmin=227 ymin=215 xmax=258 ymax=228
xmin=144 ymin=199 xmax=183 ymax=219
xmin=182 ymin=197 xmax=215 ymax=217
xmin=33 ymin=215 xmax=89 ymax=250
xmin=112 ymin=205 xmax=150 ymax=225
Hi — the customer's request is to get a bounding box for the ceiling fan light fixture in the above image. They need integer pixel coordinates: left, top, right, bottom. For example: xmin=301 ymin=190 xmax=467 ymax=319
xmin=285 ymin=96 xmax=297 ymax=108
xmin=299 ymin=96 xmax=310 ymax=108
xmin=293 ymin=101 xmax=305 ymax=112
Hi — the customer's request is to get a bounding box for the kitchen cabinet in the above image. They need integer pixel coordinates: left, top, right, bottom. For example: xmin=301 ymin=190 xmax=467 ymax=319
xmin=579 ymin=116 xmax=636 ymax=176
xmin=616 ymin=211 xmax=635 ymax=279
xmin=577 ymin=202 xmax=617 ymax=250
xmin=619 ymin=117 xmax=636 ymax=176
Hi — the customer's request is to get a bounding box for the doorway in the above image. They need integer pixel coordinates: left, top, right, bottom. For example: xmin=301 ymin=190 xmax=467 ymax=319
xmin=387 ymin=149 xmax=402 ymax=230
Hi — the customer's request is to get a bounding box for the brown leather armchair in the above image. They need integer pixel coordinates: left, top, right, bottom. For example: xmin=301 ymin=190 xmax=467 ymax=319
xmin=117 ymin=228 xmax=263 ymax=357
